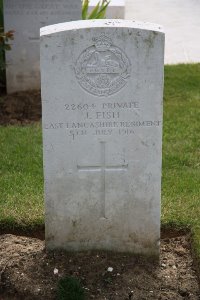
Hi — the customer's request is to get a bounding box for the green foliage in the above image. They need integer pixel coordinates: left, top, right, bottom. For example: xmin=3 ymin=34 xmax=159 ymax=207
xmin=82 ymin=0 xmax=110 ymax=20
xmin=0 ymin=0 xmax=3 ymax=26
xmin=57 ymin=276 xmax=85 ymax=300
xmin=0 ymin=0 xmax=14 ymax=90
xmin=0 ymin=0 xmax=4 ymax=88
xmin=0 ymin=28 xmax=14 ymax=71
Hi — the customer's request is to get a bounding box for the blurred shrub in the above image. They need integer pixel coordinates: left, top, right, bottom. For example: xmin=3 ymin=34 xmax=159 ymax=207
xmin=0 ymin=28 xmax=14 ymax=71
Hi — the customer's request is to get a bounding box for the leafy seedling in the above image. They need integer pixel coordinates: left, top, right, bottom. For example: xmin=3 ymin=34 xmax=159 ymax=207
xmin=57 ymin=276 xmax=85 ymax=300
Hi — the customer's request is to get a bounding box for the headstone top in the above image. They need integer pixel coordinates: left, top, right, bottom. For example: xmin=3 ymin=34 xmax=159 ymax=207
xmin=40 ymin=19 xmax=164 ymax=37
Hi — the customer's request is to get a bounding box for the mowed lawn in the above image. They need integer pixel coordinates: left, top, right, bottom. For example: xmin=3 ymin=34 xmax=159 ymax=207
xmin=0 ymin=124 xmax=43 ymax=229
xmin=0 ymin=64 xmax=200 ymax=253
xmin=162 ymin=64 xmax=200 ymax=255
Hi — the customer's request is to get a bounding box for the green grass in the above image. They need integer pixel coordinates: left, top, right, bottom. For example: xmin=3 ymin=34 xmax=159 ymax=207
xmin=0 ymin=64 xmax=200 ymax=255
xmin=162 ymin=64 xmax=200 ymax=255
xmin=0 ymin=124 xmax=43 ymax=230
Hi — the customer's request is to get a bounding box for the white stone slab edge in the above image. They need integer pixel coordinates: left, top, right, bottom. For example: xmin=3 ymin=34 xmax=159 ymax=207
xmin=40 ymin=19 xmax=164 ymax=37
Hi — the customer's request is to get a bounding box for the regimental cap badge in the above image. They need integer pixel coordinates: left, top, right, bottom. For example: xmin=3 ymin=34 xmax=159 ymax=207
xmin=75 ymin=34 xmax=131 ymax=97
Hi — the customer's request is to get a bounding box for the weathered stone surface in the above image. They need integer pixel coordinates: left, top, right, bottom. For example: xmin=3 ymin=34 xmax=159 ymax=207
xmin=89 ymin=0 xmax=125 ymax=19
xmin=3 ymin=0 xmax=81 ymax=93
xmin=40 ymin=20 xmax=164 ymax=255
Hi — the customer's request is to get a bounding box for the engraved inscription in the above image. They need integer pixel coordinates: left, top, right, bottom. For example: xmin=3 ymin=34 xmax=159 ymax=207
xmin=44 ymin=119 xmax=162 ymax=139
xmin=44 ymin=99 xmax=161 ymax=140
xmin=75 ymin=34 xmax=131 ymax=97
xmin=77 ymin=141 xmax=128 ymax=218
xmin=64 ymin=102 xmax=139 ymax=111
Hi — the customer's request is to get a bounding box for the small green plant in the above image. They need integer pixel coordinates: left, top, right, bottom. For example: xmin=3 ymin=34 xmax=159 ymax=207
xmin=0 ymin=0 xmax=14 ymax=69
xmin=57 ymin=276 xmax=85 ymax=300
xmin=0 ymin=28 xmax=14 ymax=70
xmin=0 ymin=0 xmax=14 ymax=91
xmin=82 ymin=0 xmax=110 ymax=20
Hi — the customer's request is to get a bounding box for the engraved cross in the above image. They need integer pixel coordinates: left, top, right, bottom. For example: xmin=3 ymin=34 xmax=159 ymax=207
xmin=77 ymin=141 xmax=128 ymax=218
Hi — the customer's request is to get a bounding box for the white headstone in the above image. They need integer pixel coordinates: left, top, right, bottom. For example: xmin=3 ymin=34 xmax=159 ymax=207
xmin=89 ymin=0 xmax=125 ymax=19
xmin=3 ymin=0 xmax=81 ymax=93
xmin=41 ymin=20 xmax=164 ymax=255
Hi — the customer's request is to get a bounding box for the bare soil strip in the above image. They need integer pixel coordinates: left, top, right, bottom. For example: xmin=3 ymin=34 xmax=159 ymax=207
xmin=0 ymin=234 xmax=199 ymax=300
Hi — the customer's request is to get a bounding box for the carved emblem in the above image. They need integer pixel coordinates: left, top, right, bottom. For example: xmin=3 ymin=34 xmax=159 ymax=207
xmin=74 ymin=34 xmax=131 ymax=97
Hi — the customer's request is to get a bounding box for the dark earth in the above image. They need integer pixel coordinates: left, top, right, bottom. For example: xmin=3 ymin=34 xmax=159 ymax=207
xmin=0 ymin=90 xmax=41 ymax=125
xmin=0 ymin=234 xmax=200 ymax=300
xmin=0 ymin=91 xmax=200 ymax=299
